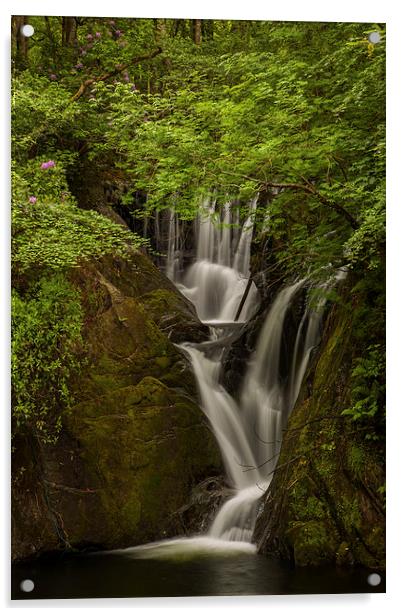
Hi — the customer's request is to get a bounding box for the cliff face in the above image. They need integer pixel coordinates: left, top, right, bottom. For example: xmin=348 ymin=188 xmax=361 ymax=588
xmin=254 ymin=281 xmax=385 ymax=569
xmin=12 ymin=250 xmax=221 ymax=562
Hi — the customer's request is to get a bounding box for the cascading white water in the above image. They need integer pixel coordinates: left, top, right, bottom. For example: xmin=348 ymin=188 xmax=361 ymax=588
xmin=129 ymin=197 xmax=338 ymax=559
xmin=239 ymin=280 xmax=306 ymax=474
xmin=166 ymin=209 xmax=181 ymax=282
xmin=178 ymin=198 xmax=259 ymax=322
xmin=181 ymin=261 xmax=258 ymax=322
xmin=287 ymin=267 xmax=348 ymax=417
xmin=166 ymin=199 xmax=322 ymax=545
xmin=180 ymin=344 xmax=259 ymax=491
xmin=233 ymin=196 xmax=258 ymax=277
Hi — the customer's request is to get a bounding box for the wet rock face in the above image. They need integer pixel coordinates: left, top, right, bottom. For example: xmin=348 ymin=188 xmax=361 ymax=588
xmin=220 ymin=315 xmax=260 ymax=394
xmin=12 ymin=250 xmax=220 ymax=562
xmin=253 ymin=291 xmax=385 ymax=570
xmin=166 ymin=476 xmax=232 ymax=537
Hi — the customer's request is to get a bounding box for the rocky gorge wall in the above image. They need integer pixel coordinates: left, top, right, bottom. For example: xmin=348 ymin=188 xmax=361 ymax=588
xmin=253 ymin=281 xmax=385 ymax=569
xmin=12 ymin=250 xmax=221 ymax=562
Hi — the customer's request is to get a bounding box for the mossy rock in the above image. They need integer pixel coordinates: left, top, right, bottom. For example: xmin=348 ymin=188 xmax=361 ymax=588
xmin=12 ymin=250 xmax=221 ymax=561
xmin=66 ymin=377 xmax=220 ymax=547
xmin=139 ymin=288 xmax=209 ymax=343
xmin=70 ymin=250 xmax=208 ymax=344
xmin=254 ymin=278 xmax=385 ymax=570
xmin=289 ymin=520 xmax=339 ymax=567
xmin=335 ymin=541 xmax=354 ymax=566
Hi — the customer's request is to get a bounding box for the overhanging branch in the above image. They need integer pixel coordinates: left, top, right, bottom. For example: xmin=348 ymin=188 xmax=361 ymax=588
xmin=265 ymin=178 xmax=358 ymax=229
xmin=70 ymin=47 xmax=163 ymax=101
xmin=220 ymin=170 xmax=359 ymax=230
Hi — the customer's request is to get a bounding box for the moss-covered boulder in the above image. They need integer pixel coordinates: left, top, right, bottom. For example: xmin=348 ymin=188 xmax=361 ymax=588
xmin=254 ymin=280 xmax=385 ymax=570
xmin=12 ymin=250 xmax=221 ymax=562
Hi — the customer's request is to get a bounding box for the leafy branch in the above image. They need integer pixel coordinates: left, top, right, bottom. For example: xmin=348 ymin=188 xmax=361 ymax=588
xmin=71 ymin=47 xmax=163 ymax=101
xmin=220 ymin=171 xmax=358 ymax=229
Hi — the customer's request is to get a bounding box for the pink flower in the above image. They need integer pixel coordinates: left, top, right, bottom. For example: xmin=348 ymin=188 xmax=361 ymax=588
xmin=114 ymin=30 xmax=122 ymax=38
xmin=41 ymin=160 xmax=55 ymax=170
xmin=95 ymin=31 xmax=101 ymax=38
xmin=29 ymin=196 xmax=37 ymax=204
xmin=86 ymin=33 xmax=93 ymax=41
xmin=49 ymin=74 xmax=57 ymax=81
xmin=109 ymin=20 xmax=115 ymax=26
xmin=76 ymin=62 xmax=84 ymax=69
xmin=123 ymin=72 xmax=130 ymax=82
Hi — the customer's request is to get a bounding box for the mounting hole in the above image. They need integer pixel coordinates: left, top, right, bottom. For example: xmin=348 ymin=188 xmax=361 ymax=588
xmin=367 ymin=573 xmax=381 ymax=587
xmin=20 ymin=578 xmax=34 ymax=592
xmin=368 ymin=31 xmax=381 ymax=44
xmin=21 ymin=24 xmax=35 ymax=37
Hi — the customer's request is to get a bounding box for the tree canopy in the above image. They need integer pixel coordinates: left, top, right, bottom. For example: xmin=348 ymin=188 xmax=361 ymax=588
xmin=12 ymin=17 xmax=385 ymax=278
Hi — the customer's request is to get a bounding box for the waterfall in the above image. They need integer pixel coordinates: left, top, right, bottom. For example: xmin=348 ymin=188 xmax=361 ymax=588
xmin=154 ymin=210 xmax=160 ymax=253
xmin=175 ymin=200 xmax=320 ymax=544
xmin=179 ymin=197 xmax=259 ymax=322
xmin=239 ymin=280 xmax=306 ymax=473
xmin=130 ymin=198 xmax=339 ymax=558
xmin=218 ymin=201 xmax=232 ymax=267
xmin=166 ymin=209 xmax=181 ymax=282
xmin=233 ymin=195 xmax=258 ymax=277
xmin=180 ymin=344 xmax=259 ymax=491
xmin=286 ymin=287 xmax=328 ymax=417
xmin=287 ymin=267 xmax=348 ymax=417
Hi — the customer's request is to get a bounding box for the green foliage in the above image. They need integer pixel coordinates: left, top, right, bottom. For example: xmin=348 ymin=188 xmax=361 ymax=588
xmin=72 ymin=20 xmax=384 ymax=278
xmin=344 ymin=196 xmax=385 ymax=270
xmin=342 ymin=344 xmax=385 ymax=435
xmin=12 ymin=275 xmax=85 ymax=443
xmin=12 ymin=168 xmax=144 ymax=276
xmin=347 ymin=444 xmax=366 ymax=478
xmin=12 ymin=20 xmax=385 ymax=280
xmin=12 ymin=73 xmax=80 ymax=161
xmin=14 ymin=154 xmax=78 ymax=205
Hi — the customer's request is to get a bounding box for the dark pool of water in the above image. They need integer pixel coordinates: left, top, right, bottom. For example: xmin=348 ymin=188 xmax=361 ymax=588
xmin=11 ymin=549 xmax=385 ymax=599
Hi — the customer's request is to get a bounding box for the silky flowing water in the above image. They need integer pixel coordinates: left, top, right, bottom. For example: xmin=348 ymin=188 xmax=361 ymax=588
xmin=13 ymin=199 xmax=366 ymax=599
xmin=125 ymin=198 xmax=338 ymax=558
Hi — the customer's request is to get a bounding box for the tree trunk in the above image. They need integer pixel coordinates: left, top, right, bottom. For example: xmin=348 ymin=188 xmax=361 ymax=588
xmin=172 ymin=19 xmax=182 ymax=38
xmin=12 ymin=16 xmax=28 ymax=70
xmin=153 ymin=18 xmax=166 ymax=45
xmin=44 ymin=17 xmax=60 ymax=67
xmin=62 ymin=17 xmax=77 ymax=47
xmin=193 ymin=19 xmax=202 ymax=45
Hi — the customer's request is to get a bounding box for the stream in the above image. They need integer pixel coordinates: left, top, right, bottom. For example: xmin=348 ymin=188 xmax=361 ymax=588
xmin=12 ymin=199 xmax=377 ymax=599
